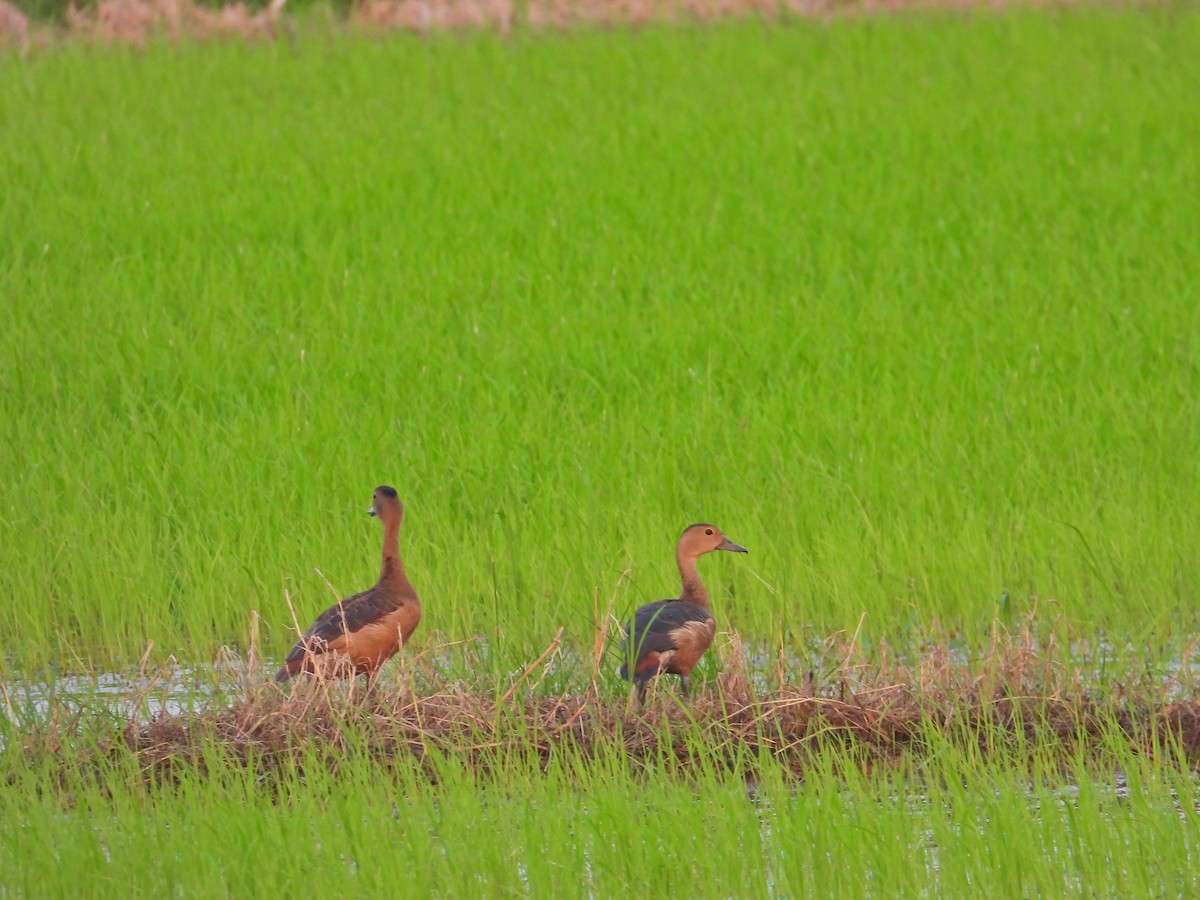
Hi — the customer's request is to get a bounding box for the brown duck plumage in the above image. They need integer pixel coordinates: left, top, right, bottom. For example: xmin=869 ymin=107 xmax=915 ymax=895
xmin=619 ymin=523 xmax=747 ymax=699
xmin=276 ymin=486 xmax=422 ymax=683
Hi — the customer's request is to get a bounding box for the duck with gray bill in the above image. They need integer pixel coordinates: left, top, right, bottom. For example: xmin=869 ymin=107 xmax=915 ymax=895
xmin=619 ymin=523 xmax=747 ymax=701
xmin=276 ymin=485 xmax=422 ymax=683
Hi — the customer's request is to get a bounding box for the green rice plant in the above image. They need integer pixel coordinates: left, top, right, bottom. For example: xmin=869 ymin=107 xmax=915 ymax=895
xmin=2 ymin=10 xmax=1199 ymax=676
xmin=3 ymin=10 xmax=1200 ymax=896
xmin=4 ymin=702 xmax=1199 ymax=897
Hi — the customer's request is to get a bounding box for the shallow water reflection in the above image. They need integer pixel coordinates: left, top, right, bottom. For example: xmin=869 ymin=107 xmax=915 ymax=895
xmin=5 ymin=635 xmax=1199 ymax=730
xmin=1 ymin=659 xmax=248 ymax=727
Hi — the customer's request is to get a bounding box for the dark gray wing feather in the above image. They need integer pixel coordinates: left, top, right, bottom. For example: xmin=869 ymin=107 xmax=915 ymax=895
xmin=284 ymin=589 xmax=394 ymax=665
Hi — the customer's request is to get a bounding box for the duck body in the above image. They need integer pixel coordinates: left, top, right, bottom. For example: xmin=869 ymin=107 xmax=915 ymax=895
xmin=619 ymin=523 xmax=746 ymax=698
xmin=620 ymin=598 xmax=717 ymax=682
xmin=276 ymin=584 xmax=420 ymax=681
xmin=276 ymin=486 xmax=421 ymax=683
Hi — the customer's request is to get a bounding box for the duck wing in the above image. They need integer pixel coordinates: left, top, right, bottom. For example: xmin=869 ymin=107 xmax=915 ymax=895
xmin=619 ymin=599 xmax=715 ymax=680
xmin=283 ymin=588 xmax=395 ymax=665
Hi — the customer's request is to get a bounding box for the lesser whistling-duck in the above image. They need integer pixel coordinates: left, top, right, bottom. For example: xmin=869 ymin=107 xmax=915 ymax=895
xmin=276 ymin=486 xmax=422 ymax=683
xmin=619 ymin=523 xmax=747 ymax=699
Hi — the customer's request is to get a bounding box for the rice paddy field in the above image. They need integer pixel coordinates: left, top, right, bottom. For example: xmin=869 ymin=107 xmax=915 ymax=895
xmin=3 ymin=4 xmax=1200 ymax=895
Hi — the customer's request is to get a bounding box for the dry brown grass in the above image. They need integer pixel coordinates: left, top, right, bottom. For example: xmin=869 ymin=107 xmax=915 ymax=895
xmin=0 ymin=0 xmax=1107 ymax=50
xmin=15 ymin=623 xmax=1196 ymax=790
xmin=351 ymin=0 xmax=513 ymax=33
xmin=0 ymin=0 xmax=29 ymax=51
xmin=352 ymin=0 xmax=1076 ymax=31
xmin=63 ymin=0 xmax=286 ymax=46
xmin=11 ymin=602 xmax=1199 ymax=789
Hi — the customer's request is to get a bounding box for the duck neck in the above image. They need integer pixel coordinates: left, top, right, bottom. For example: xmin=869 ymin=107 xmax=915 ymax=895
xmin=677 ymin=552 xmax=710 ymax=608
xmin=378 ymin=518 xmax=416 ymax=597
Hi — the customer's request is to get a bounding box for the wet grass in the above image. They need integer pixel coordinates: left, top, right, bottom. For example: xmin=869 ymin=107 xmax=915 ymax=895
xmin=2 ymin=6 xmax=1200 ymax=895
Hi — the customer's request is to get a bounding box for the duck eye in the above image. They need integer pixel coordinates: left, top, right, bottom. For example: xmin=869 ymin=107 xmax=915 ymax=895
xmin=705 ymin=529 xmax=713 ymax=535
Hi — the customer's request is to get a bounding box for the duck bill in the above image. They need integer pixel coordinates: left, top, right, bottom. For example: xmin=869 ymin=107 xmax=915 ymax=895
xmin=718 ymin=537 xmax=748 ymax=553
xmin=367 ymin=506 xmax=378 ymax=517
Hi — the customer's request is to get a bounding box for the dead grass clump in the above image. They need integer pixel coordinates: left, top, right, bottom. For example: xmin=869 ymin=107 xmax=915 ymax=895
xmin=65 ymin=0 xmax=286 ymax=46
xmin=189 ymin=0 xmax=288 ymax=40
xmin=17 ymin=618 xmax=1199 ymax=789
xmin=20 ymin=0 xmax=1125 ymax=49
xmin=0 ymin=0 xmax=29 ymax=52
xmin=86 ymin=630 xmax=1200 ymax=789
xmin=524 ymin=0 xmax=778 ymax=28
xmin=352 ymin=0 xmax=512 ymax=33
xmin=67 ymin=0 xmax=158 ymax=46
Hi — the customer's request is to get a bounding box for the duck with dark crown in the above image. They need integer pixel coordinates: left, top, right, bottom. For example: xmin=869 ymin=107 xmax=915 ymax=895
xmin=619 ymin=523 xmax=747 ymax=700
xmin=276 ymin=486 xmax=422 ymax=683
